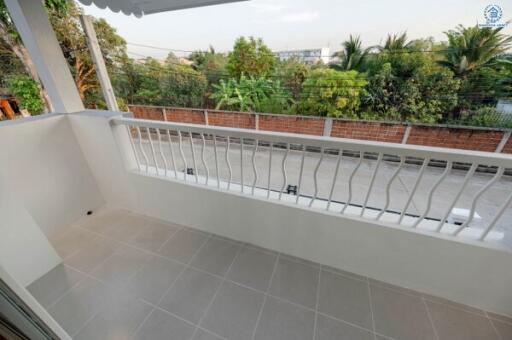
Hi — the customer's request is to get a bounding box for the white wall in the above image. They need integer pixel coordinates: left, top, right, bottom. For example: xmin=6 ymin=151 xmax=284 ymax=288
xmin=69 ymin=111 xmax=512 ymax=316
xmin=0 ymin=114 xmax=104 ymax=286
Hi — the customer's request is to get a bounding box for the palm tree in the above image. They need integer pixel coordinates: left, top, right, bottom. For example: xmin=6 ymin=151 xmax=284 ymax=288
xmin=332 ymin=35 xmax=372 ymax=71
xmin=379 ymin=32 xmax=412 ymax=52
xmin=438 ymin=24 xmax=512 ymax=76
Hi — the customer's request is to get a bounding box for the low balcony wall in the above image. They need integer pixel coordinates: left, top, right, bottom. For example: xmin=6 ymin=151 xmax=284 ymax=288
xmin=129 ymin=105 xmax=512 ymax=154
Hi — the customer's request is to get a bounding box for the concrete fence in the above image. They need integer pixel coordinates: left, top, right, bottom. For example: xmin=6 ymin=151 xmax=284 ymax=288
xmin=128 ymin=105 xmax=512 ymax=154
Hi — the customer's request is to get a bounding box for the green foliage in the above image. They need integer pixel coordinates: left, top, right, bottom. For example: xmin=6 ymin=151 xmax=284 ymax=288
xmin=332 ymin=35 xmax=372 ymax=71
xmin=123 ymin=58 xmax=207 ymax=108
xmin=273 ymin=58 xmax=309 ymax=100
xmin=210 ymin=75 xmax=293 ymax=113
xmin=7 ymin=75 xmax=44 ymax=114
xmin=227 ymin=37 xmax=276 ymax=78
xmin=450 ymin=107 xmax=512 ymax=128
xmin=439 ymin=25 xmax=512 ymax=76
xmin=297 ymin=69 xmax=367 ymax=118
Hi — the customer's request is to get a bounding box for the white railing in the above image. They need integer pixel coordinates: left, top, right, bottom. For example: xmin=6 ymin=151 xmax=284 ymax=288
xmin=111 ymin=116 xmax=512 ymax=243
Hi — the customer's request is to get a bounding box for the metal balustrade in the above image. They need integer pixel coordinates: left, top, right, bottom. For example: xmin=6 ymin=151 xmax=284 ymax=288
xmin=113 ymin=116 xmax=512 ymax=243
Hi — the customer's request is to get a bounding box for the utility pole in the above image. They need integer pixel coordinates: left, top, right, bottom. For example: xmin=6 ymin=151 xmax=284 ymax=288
xmin=79 ymin=14 xmax=119 ymax=111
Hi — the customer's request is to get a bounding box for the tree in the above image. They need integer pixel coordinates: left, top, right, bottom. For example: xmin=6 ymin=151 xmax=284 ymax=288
xmin=189 ymin=46 xmax=228 ymax=102
xmin=379 ymin=32 xmax=412 ymax=52
xmin=0 ymin=0 xmax=69 ymax=111
xmin=332 ymin=35 xmax=372 ymax=71
xmin=226 ymin=36 xmax=276 ymax=78
xmin=48 ymin=2 xmax=127 ymax=106
xmin=439 ymin=25 xmax=512 ymax=76
xmin=210 ymin=75 xmax=293 ymax=113
xmin=297 ymin=69 xmax=367 ymax=118
xmin=273 ymin=57 xmax=309 ymax=100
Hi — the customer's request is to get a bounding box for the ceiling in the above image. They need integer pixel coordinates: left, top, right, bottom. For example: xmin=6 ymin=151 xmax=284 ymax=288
xmin=77 ymin=0 xmax=248 ymax=17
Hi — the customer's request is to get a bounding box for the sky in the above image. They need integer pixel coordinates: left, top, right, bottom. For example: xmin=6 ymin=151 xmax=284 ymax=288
xmin=81 ymin=0 xmax=512 ymax=59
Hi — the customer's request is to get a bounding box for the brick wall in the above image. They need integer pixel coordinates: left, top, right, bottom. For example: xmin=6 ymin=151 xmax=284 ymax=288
xmin=407 ymin=126 xmax=503 ymax=153
xmin=128 ymin=105 xmax=511 ymax=153
xmin=331 ymin=121 xmax=406 ymax=143
xmin=501 ymin=135 xmax=512 ymax=154
xmin=132 ymin=106 xmax=164 ymax=121
xmin=208 ymin=111 xmax=255 ymax=129
xmin=259 ymin=115 xmax=324 ymax=136
xmin=164 ymin=108 xmax=205 ymax=124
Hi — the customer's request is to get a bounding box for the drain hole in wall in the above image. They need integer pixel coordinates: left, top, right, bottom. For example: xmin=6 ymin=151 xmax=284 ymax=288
xmin=86 ymin=210 xmax=93 ymax=216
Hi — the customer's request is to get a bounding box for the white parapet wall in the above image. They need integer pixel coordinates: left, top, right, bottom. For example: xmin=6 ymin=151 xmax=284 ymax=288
xmin=70 ymin=110 xmax=512 ymax=316
xmin=0 ymin=114 xmax=104 ymax=286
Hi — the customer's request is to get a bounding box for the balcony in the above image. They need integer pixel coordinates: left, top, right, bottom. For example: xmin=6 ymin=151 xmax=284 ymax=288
xmin=1 ymin=1 xmax=512 ymax=339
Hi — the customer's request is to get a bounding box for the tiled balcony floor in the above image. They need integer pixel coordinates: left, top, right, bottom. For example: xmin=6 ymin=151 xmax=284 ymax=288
xmin=29 ymin=209 xmax=512 ymax=340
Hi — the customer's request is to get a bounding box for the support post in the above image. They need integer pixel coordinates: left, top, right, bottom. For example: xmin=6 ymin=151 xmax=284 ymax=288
xmin=5 ymin=0 xmax=84 ymax=113
xmin=80 ymin=15 xmax=119 ymax=111
xmin=496 ymin=130 xmax=512 ymax=153
xmin=402 ymin=124 xmax=412 ymax=144
xmin=323 ymin=117 xmax=333 ymax=137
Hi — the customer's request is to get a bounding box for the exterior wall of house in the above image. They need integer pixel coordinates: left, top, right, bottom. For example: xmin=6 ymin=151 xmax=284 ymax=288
xmin=129 ymin=105 xmax=512 ymax=154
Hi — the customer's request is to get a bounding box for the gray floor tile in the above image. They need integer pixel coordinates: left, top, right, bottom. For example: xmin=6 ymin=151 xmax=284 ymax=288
xmin=102 ymin=214 xmax=151 ymax=242
xmin=64 ymin=236 xmax=119 ymax=273
xmin=370 ymin=284 xmax=436 ymax=340
xmin=159 ymin=267 xmax=222 ymax=324
xmin=51 ymin=227 xmax=100 ymax=260
xmin=192 ymin=329 xmax=224 ymax=340
xmin=226 ymin=246 xmax=277 ymax=291
xmin=426 ymin=300 xmax=499 ymax=340
xmin=76 ymin=209 xmax=129 ymax=233
xmin=190 ymin=237 xmax=241 ymax=276
xmin=133 ymin=308 xmax=196 ymax=340
xmin=422 ymin=293 xmax=485 ymax=316
xmin=254 ymin=296 xmax=315 ymax=340
xmin=269 ymin=257 xmax=319 ymax=309
xmin=200 ymin=281 xmax=264 ymax=340
xmin=128 ymin=221 xmax=180 ymax=252
xmin=159 ymin=228 xmax=210 ymax=263
xmin=28 ymin=264 xmax=85 ymax=308
xmin=488 ymin=312 xmax=512 ymax=325
xmin=316 ymin=314 xmax=374 ymax=340
xmin=47 ymin=277 xmax=108 ymax=336
xmin=318 ymin=270 xmax=373 ymax=329
xmin=492 ymin=319 xmax=512 ymax=340
xmin=74 ymin=292 xmax=152 ymax=340
xmin=90 ymin=245 xmax=149 ymax=287
xmin=124 ymin=255 xmax=184 ymax=304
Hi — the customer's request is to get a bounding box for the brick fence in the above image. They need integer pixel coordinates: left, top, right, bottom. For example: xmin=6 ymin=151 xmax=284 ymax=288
xmin=129 ymin=105 xmax=512 ymax=154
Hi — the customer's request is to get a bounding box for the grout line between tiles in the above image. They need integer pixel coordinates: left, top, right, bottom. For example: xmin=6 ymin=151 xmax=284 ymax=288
xmin=367 ymin=277 xmax=377 ymax=340
xmin=485 ymin=310 xmax=504 ymax=340
xmin=250 ymin=252 xmax=281 ymax=340
xmin=190 ymin=241 xmax=244 ymax=339
xmin=132 ymin=232 xmax=213 ymax=338
xmin=312 ymin=265 xmax=322 ymax=340
xmin=422 ymin=297 xmax=440 ymax=340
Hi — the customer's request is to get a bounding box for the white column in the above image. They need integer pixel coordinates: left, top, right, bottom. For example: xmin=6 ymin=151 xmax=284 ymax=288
xmin=5 ymin=0 xmax=84 ymax=113
xmin=80 ymin=15 xmax=119 ymax=111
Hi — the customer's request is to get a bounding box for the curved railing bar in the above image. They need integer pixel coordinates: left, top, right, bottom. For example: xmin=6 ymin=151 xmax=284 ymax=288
xmin=225 ymin=136 xmax=232 ymax=190
xmin=156 ymin=129 xmax=168 ymax=177
xmin=360 ymin=153 xmax=383 ymax=217
xmin=201 ymin=133 xmax=209 ymax=185
xmin=166 ymin=130 xmax=178 ymax=178
xmin=454 ymin=166 xmax=505 ymax=236
xmin=136 ymin=126 xmax=149 ymax=174
xmin=436 ymin=164 xmax=478 ymax=232
xmin=146 ymin=127 xmax=160 ymax=175
xmin=178 ymin=130 xmax=187 ymax=181
xmin=411 ymin=161 xmax=453 ymax=228
xmin=278 ymin=143 xmax=290 ymax=200
xmin=398 ymin=157 xmax=430 ymax=224
xmin=251 ymin=140 xmax=259 ymax=195
xmin=309 ymin=147 xmax=324 ymax=207
xmin=342 ymin=151 xmax=363 ymax=214
xmin=376 ymin=156 xmax=405 ymax=221
xmin=326 ymin=149 xmax=342 ymax=211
